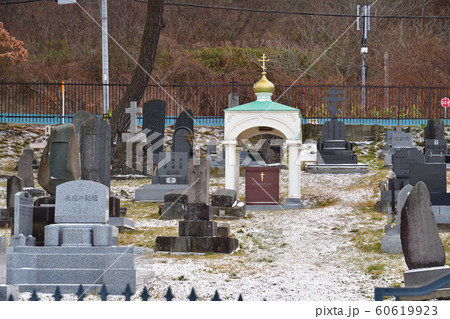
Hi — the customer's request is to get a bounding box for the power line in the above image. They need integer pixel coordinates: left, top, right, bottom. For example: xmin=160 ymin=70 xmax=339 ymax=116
xmin=0 ymin=0 xmax=42 ymax=4
xmin=134 ymin=1 xmax=449 ymax=20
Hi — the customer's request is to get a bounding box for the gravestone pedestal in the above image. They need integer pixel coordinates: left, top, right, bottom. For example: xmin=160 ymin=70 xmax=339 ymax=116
xmin=7 ymin=180 xmax=143 ymax=295
xmin=401 ymin=266 xmax=450 ymax=300
xmin=155 ymin=159 xmax=239 ymax=253
xmin=0 ymin=237 xmax=18 ymax=301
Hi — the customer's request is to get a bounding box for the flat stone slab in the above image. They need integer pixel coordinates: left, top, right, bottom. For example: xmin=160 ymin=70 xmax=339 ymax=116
xmin=108 ymin=217 xmax=136 ymax=230
xmin=155 ymin=236 xmax=238 ymax=254
xmin=135 ymin=184 xmax=188 ymax=202
xmin=305 ymin=164 xmax=369 ymax=174
xmin=400 ymin=266 xmax=450 ymax=301
xmin=246 ymin=202 xmax=304 ymax=211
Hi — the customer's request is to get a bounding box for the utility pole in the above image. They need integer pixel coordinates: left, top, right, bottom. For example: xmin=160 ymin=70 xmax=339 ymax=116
xmin=101 ymin=0 xmax=110 ymax=115
xmin=58 ymin=0 xmax=109 ymax=115
xmin=384 ymin=51 xmax=389 ymax=109
xmin=357 ymin=4 xmax=370 ymax=110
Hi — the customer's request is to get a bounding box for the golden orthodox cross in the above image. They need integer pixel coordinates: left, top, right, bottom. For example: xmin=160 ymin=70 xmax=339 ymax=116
xmin=260 ymin=172 xmax=265 ymax=181
xmin=258 ymin=54 xmax=269 ymax=72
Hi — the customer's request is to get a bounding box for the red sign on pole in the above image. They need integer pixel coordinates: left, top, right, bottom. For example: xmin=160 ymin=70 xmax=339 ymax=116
xmin=441 ymin=97 xmax=450 ymax=108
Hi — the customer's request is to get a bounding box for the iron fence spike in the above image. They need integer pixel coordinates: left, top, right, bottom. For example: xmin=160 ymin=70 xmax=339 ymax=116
xmin=123 ymin=284 xmax=132 ymax=301
xmin=165 ymin=286 xmax=174 ymax=301
xmin=30 ymin=290 xmax=39 ymax=301
xmin=188 ymin=288 xmax=198 ymax=301
xmin=53 ymin=286 xmax=62 ymax=301
xmin=141 ymin=287 xmax=150 ymax=301
xmin=76 ymin=284 xmax=85 ymax=301
xmin=100 ymin=284 xmax=108 ymax=301
xmin=211 ymin=290 xmax=221 ymax=301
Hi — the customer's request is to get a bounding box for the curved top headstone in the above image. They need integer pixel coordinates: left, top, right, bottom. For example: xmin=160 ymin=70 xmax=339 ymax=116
xmin=400 ymin=181 xmax=446 ymax=269
xmin=424 ymin=119 xmax=445 ymax=140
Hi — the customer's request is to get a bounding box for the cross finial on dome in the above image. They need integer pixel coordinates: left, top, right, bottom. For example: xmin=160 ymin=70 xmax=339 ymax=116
xmin=258 ymin=54 xmax=269 ymax=73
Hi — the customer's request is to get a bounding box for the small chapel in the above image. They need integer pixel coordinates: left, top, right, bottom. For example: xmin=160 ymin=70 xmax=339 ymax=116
xmin=223 ymin=54 xmax=303 ymax=209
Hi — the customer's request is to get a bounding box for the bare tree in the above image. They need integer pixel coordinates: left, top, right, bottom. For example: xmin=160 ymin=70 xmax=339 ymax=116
xmin=109 ymin=0 xmax=164 ymax=160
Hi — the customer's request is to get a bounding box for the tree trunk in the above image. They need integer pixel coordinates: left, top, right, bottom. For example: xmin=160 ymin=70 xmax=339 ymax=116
xmin=110 ymin=0 xmax=164 ymax=160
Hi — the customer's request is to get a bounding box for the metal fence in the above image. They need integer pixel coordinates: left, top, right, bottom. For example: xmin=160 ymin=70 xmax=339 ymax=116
xmin=0 ymin=82 xmax=448 ymax=124
xmin=6 ymin=284 xmax=243 ymax=301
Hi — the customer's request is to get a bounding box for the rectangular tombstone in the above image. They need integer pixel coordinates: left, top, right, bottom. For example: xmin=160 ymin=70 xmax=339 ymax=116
xmin=7 ymin=176 xmax=23 ymax=209
xmin=245 ymin=167 xmax=280 ymax=205
xmin=392 ymin=148 xmax=425 ymax=178
xmin=409 ymin=163 xmax=446 ymax=193
xmin=391 ymin=131 xmax=413 ymax=148
xmin=142 ymin=100 xmax=166 ymax=161
xmin=187 ymin=158 xmax=210 ymax=204
xmin=79 ymin=117 xmax=111 ymax=187
xmin=17 ymin=149 xmax=34 ymax=188
xmin=55 ymin=180 xmax=108 ymax=224
xmin=13 ymin=192 xmax=34 ymax=237
xmin=322 ymin=119 xmax=346 ymax=141
xmin=153 ymin=152 xmax=189 ymax=185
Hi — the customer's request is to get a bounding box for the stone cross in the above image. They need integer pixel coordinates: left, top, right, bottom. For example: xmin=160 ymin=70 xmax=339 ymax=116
xmin=324 ymin=87 xmax=344 ymax=118
xmin=125 ymin=101 xmax=142 ymax=135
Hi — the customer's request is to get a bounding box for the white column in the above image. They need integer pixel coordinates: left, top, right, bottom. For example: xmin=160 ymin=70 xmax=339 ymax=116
xmin=224 ymin=140 xmax=238 ymax=191
xmin=286 ymin=139 xmax=301 ymax=199
xmin=235 ymin=145 xmax=241 ymax=192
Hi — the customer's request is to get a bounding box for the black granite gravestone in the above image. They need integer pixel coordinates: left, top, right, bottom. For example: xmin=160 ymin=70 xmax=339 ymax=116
xmin=424 ymin=119 xmax=445 ymax=140
xmin=172 ymin=127 xmax=193 ymax=155
xmin=175 ymin=109 xmax=194 ymax=133
xmin=152 ymin=152 xmax=189 ymax=185
xmin=316 ymin=87 xmax=357 ymax=164
xmin=425 ymin=139 xmax=447 ymax=163
xmin=409 ymin=163 xmax=446 ymax=193
xmin=392 ymin=148 xmax=425 ymax=178
xmin=142 ymin=100 xmax=166 ymax=161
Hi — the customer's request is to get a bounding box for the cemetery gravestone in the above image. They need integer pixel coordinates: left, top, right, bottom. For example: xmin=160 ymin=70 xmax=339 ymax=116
xmin=142 ymin=99 xmax=166 ymax=161
xmin=7 ymin=176 xmax=23 ymax=209
xmin=38 ymin=124 xmax=81 ymax=196
xmin=10 ymin=192 xmax=35 ymax=247
xmin=72 ymin=110 xmax=95 ymax=147
xmin=7 ymin=180 xmax=142 ymax=294
xmin=152 ymin=152 xmax=189 ymax=185
xmin=17 ymin=149 xmax=34 ymax=188
xmin=425 ymin=139 xmax=446 ymax=163
xmin=54 ymin=180 xmax=108 ymax=224
xmin=125 ymin=102 xmax=142 ymax=135
xmin=409 ymin=163 xmax=446 ymax=193
xmin=381 ymin=184 xmax=413 ymax=254
xmin=316 ymin=87 xmax=357 ymax=165
xmin=79 ymin=117 xmax=111 ymax=187
xmin=392 ymin=148 xmax=425 ymax=178
xmin=401 ymin=182 xmax=446 ymax=269
xmin=155 ymin=158 xmax=239 ymax=253
xmin=245 ymin=167 xmax=279 ymax=205
xmin=175 ymin=109 xmax=194 ymax=133
xmin=187 ymin=158 xmax=209 ymax=204
xmin=424 ymin=119 xmax=445 ymax=140
xmin=172 ymin=127 xmax=193 ymax=155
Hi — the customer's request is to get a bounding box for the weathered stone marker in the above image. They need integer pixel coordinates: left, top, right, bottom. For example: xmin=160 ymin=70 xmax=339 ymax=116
xmin=17 ymin=149 xmax=34 ymax=188
xmin=401 ymin=182 xmax=446 ymax=269
xmin=79 ymin=117 xmax=111 ymax=187
xmin=38 ymin=124 xmax=81 ymax=196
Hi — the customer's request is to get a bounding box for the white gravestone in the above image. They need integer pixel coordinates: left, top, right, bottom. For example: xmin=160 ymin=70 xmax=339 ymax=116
xmin=55 ymin=180 xmax=109 ymax=224
xmin=10 ymin=192 xmax=35 ymax=246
